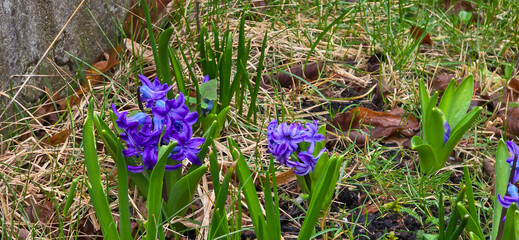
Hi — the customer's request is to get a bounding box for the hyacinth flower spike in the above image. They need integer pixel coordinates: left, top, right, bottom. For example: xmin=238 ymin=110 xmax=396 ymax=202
xmin=139 ymin=74 xmax=173 ymax=107
xmin=267 ymin=119 xmax=326 ymax=176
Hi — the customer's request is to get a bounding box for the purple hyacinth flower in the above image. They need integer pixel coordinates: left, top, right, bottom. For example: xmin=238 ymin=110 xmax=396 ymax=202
xmin=288 ymin=148 xmax=326 ymax=175
xmin=126 ymin=145 xmax=182 ymax=173
xmin=498 ymin=184 xmax=519 ymax=208
xmin=111 ymin=104 xmax=148 ymax=131
xmin=506 ymin=141 xmax=519 ymax=183
xmin=139 ymin=75 xmax=173 ymax=107
xmin=271 ymin=122 xmax=305 ymax=152
xmin=444 ymin=122 xmax=451 ymax=145
xmin=169 ymin=124 xmax=206 ymax=165
xmin=304 ymin=120 xmax=325 ymax=153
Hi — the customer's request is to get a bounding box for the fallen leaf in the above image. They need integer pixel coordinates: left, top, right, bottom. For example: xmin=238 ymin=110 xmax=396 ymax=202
xmin=362 ymin=202 xmax=380 ymax=214
xmin=410 ymin=25 xmax=432 ymax=45
xmin=327 ymin=107 xmax=419 ymax=146
xmin=44 ymin=129 xmax=73 ymax=146
xmin=262 ymin=61 xmax=324 ymax=88
xmin=26 ymin=200 xmax=55 ymax=223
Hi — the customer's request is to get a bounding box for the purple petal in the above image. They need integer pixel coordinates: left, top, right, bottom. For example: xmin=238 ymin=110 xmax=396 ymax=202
xmin=165 ymin=164 xmax=183 ymax=171
xmin=127 ymin=165 xmax=145 ymax=173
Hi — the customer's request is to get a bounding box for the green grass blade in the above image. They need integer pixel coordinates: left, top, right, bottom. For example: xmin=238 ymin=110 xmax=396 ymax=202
xmin=209 ymin=166 xmax=234 ymax=239
xmin=447 ymin=213 xmax=468 ymax=240
xmin=158 ymin=28 xmax=174 ymax=89
xmin=140 ymin=0 xmax=160 ymax=79
xmin=83 ymin=98 xmax=119 ymax=240
xmin=438 ymin=191 xmax=444 ymax=240
xmin=145 ymin=141 xmax=177 ymax=240
xmin=247 ymin=30 xmax=268 ymax=120
xmin=169 ymin=48 xmax=186 ymax=95
xmin=208 ymin=144 xmax=220 ymax=194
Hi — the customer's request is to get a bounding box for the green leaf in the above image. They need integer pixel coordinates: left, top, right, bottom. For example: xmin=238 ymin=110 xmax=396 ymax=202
xmin=501 ymin=203 xmax=518 ymax=240
xmin=492 ymin=139 xmax=511 ymax=240
xmin=445 ymin=185 xmax=465 ymax=235
xmin=455 ymin=203 xmax=483 ymax=240
xmin=463 ymin=166 xmax=484 ymax=239
xmin=418 ymin=79 xmax=430 ymax=137
xmin=298 ymin=156 xmax=339 ymax=240
xmin=145 ymin=141 xmax=177 ymax=240
xmin=140 ymin=0 xmax=159 ymax=80
xmin=515 ymin=210 xmax=519 ymax=237
xmin=247 ymin=30 xmax=268 ymax=120
xmin=83 ymin=98 xmax=119 ymax=240
xmin=165 ymin=165 xmax=208 ymax=218
xmin=411 ymin=136 xmax=437 ymax=173
xmin=169 ymin=48 xmax=186 ymax=95
xmin=263 ymin=159 xmax=281 ymax=240
xmin=440 ymin=75 xmax=474 ymax=129
xmin=234 ymin=141 xmax=267 ymax=239
xmin=199 ymin=79 xmax=218 ymax=101
xmin=158 ymin=28 xmax=174 ymax=89
xmin=427 ymin=108 xmax=445 ymax=156
xmin=441 ymin=106 xmax=482 ymax=162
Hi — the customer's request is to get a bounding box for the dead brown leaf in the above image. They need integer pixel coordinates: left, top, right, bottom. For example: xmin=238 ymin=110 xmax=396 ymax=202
xmin=26 ymin=200 xmax=55 ymax=223
xmin=327 ymin=107 xmax=419 ymax=146
xmin=410 ymin=25 xmax=432 ymax=45
xmin=44 ymin=129 xmax=73 ymax=146
xmin=262 ymin=61 xmax=324 ymax=88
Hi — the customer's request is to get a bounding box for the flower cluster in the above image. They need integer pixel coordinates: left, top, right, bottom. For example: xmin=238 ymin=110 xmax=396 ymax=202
xmin=112 ymin=75 xmax=205 ymax=173
xmin=498 ymin=141 xmax=519 ymax=209
xmin=267 ymin=120 xmax=326 ymax=175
